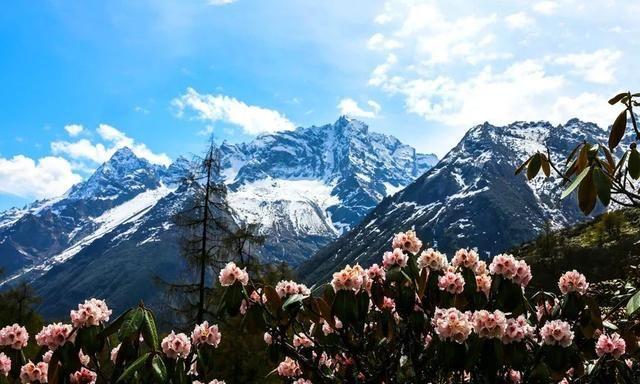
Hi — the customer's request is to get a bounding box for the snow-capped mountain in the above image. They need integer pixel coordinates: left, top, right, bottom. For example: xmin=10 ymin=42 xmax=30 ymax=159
xmin=298 ymin=119 xmax=621 ymax=284
xmin=218 ymin=116 xmax=437 ymax=264
xmin=0 ymin=118 xmax=435 ymax=317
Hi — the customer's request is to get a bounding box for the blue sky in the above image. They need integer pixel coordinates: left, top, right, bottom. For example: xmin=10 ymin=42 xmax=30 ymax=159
xmin=0 ymin=0 xmax=638 ymax=210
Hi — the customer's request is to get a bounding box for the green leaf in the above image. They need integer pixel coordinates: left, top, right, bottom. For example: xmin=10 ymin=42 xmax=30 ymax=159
xmin=98 ymin=308 xmax=132 ymax=339
xmin=578 ymin=169 xmax=597 ymax=215
xmin=332 ymin=290 xmax=356 ymax=325
xmin=628 ymin=148 xmax=640 ymax=179
xmin=282 ymin=293 xmax=306 ymax=311
xmin=592 ymin=167 xmax=611 ymax=206
xmin=116 ymin=352 xmax=150 ymax=383
xmin=626 ymin=290 xmax=640 ymax=316
xmin=608 ymin=92 xmax=628 ymax=105
xmin=608 ymin=110 xmax=627 ymax=150
xmin=118 ymin=308 xmax=145 ymax=342
xmin=141 ymin=309 xmax=160 ymax=350
xmin=527 ymin=153 xmax=542 ymax=180
xmin=514 ymin=157 xmax=531 ymax=176
xmin=561 ymin=166 xmax=590 ymax=200
xmin=151 ymin=355 xmax=167 ymax=383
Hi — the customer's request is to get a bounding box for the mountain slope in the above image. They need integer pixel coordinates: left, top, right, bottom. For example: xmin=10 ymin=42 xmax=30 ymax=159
xmin=298 ymin=119 xmax=622 ymax=284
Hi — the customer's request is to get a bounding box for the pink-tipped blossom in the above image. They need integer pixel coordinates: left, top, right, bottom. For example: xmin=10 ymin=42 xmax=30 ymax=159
xmin=275 ymin=280 xmax=310 ymax=298
xmin=36 ymin=323 xmax=75 ymax=350
xmin=438 ymin=271 xmax=465 ymax=294
xmin=218 ymin=262 xmax=249 ymax=287
xmin=70 ymin=367 xmax=97 ymax=384
xmin=161 ymin=331 xmax=191 ymax=359
xmin=321 ymin=318 xmax=343 ymax=336
xmin=78 ymin=349 xmax=90 ymax=367
xmin=191 ymin=321 xmax=221 ymax=348
xmin=475 ymin=274 xmax=492 ymax=298
xmin=505 ymin=370 xmax=522 ymax=383
xmin=42 ymin=351 xmax=53 ymax=364
xmin=489 ymin=254 xmax=531 ymax=287
xmin=392 ymin=230 xmax=422 ymax=254
xmin=110 ymin=344 xmax=120 ymax=364
xmin=0 ymin=353 xmax=10 ymax=377
xmin=540 ymin=320 xmax=574 ymax=347
xmin=331 ymin=264 xmax=365 ymax=292
xmin=475 ymin=260 xmax=488 ymax=275
xmin=0 ymin=324 xmax=29 ymax=350
xmin=558 ymin=270 xmax=589 ymax=295
xmin=382 ymin=248 xmax=408 ymax=269
xmin=432 ymin=307 xmax=473 ymax=344
xmin=452 ymin=248 xmax=479 ymax=270
xmin=70 ymin=299 xmax=112 ymax=328
xmin=293 ymin=333 xmax=314 ymax=349
xmin=417 ymin=248 xmax=448 ymax=271
xmin=502 ymin=316 xmax=535 ymax=344
xmin=595 ymin=333 xmax=626 ymax=358
xmin=472 ymin=310 xmax=507 ymax=339
xmin=19 ymin=361 xmax=48 ymax=383
xmin=293 ymin=379 xmax=312 ymax=384
xmin=277 ymin=357 xmax=302 ymax=377
xmin=264 ymin=332 xmax=273 ymax=345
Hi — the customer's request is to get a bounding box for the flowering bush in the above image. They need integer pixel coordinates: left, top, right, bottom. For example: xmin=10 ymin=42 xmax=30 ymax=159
xmin=0 ymin=229 xmax=638 ymax=383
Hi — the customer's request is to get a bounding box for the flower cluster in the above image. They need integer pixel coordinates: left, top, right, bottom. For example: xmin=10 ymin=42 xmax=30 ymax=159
xmin=595 ymin=333 xmax=626 ymax=358
xmin=293 ymin=333 xmax=314 ymax=348
xmin=417 ymin=248 xmax=448 ymax=271
xmin=277 ymin=356 xmax=302 ymax=377
xmin=275 ymin=280 xmax=310 ymax=298
xmin=36 ymin=323 xmax=75 ymax=350
xmin=502 ymin=316 xmax=535 ymax=344
xmin=70 ymin=298 xmax=112 ymax=328
xmin=540 ymin=320 xmax=574 ymax=347
xmin=475 ymin=274 xmax=492 ymax=297
xmin=392 ymin=229 xmax=422 ymax=254
xmin=331 ymin=264 xmax=366 ymax=292
xmin=489 ymin=254 xmax=532 ymax=287
xmin=438 ymin=271 xmax=465 ymax=294
xmin=191 ymin=321 xmax=221 ymax=347
xmin=471 ymin=310 xmax=507 ymax=339
xmin=194 ymin=380 xmax=226 ymax=384
xmin=452 ymin=248 xmax=479 ymax=269
xmin=382 ymin=248 xmax=408 ymax=269
xmin=558 ymin=270 xmax=589 ymax=295
xmin=0 ymin=353 xmax=10 ymax=377
xmin=0 ymin=324 xmax=29 ymax=350
xmin=70 ymin=367 xmax=97 ymax=384
xmin=218 ymin=262 xmax=249 ymax=287
xmin=161 ymin=331 xmax=192 ymax=359
xmin=19 ymin=361 xmax=48 ymax=383
xmin=432 ymin=308 xmax=473 ymax=344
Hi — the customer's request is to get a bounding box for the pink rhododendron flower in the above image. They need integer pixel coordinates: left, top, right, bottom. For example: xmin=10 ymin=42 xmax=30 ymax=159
xmin=0 ymin=353 xmax=10 ymax=377
xmin=293 ymin=379 xmax=312 ymax=384
xmin=70 ymin=299 xmax=112 ymax=328
xmin=293 ymin=333 xmax=314 ymax=348
xmin=218 ymin=262 xmax=249 ymax=287
xmin=475 ymin=274 xmax=491 ymax=298
xmin=452 ymin=248 xmax=479 ymax=270
xmin=194 ymin=381 xmax=225 ymax=384
xmin=36 ymin=323 xmax=75 ymax=350
xmin=381 ymin=297 xmax=396 ymax=311
xmin=472 ymin=310 xmax=507 ymax=339
xmin=417 ymin=248 xmax=448 ymax=271
xmin=0 ymin=324 xmax=29 ymax=350
xmin=595 ymin=333 xmax=626 ymax=358
xmin=191 ymin=321 xmax=221 ymax=347
xmin=432 ymin=307 xmax=473 ymax=344
xmin=489 ymin=254 xmax=531 ymax=287
xmin=277 ymin=357 xmax=302 ymax=377
xmin=161 ymin=331 xmax=191 ymax=359
xmin=110 ymin=344 xmax=120 ymax=364
xmin=424 ymin=334 xmax=433 ymax=349
xmin=540 ymin=320 xmax=574 ymax=347
xmin=382 ymin=248 xmax=408 ymax=269
xmin=502 ymin=316 xmax=535 ymax=344
xmin=331 ymin=264 xmax=365 ymax=292
xmin=42 ymin=351 xmax=53 ymax=364
xmin=513 ymin=260 xmax=532 ymax=287
xmin=78 ymin=349 xmax=90 ymax=367
xmin=275 ymin=280 xmax=310 ymax=298
xmin=475 ymin=260 xmax=488 ymax=275
xmin=535 ymin=297 xmax=558 ymax=321
xmin=264 ymin=332 xmax=273 ymax=345
xmin=70 ymin=367 xmax=97 ymax=384
xmin=438 ymin=271 xmax=465 ymax=294
xmin=392 ymin=230 xmax=422 ymax=254
xmin=19 ymin=361 xmax=48 ymax=383
xmin=505 ymin=369 xmax=522 ymax=383
xmin=558 ymin=270 xmax=589 ymax=295
xmin=321 ymin=318 xmax=343 ymax=336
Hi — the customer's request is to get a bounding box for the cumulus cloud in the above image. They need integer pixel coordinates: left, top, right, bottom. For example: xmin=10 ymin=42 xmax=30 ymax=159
xmin=64 ymin=124 xmax=84 ymax=137
xmin=0 ymin=155 xmax=82 ymax=199
xmin=172 ymin=87 xmax=296 ymax=135
xmin=505 ymin=12 xmax=535 ymax=29
xmin=52 ymin=124 xmax=171 ymax=166
xmin=554 ymin=49 xmax=622 ymax=84
xmin=367 ymin=33 xmax=402 ymax=51
xmin=337 ymin=98 xmax=381 ymax=118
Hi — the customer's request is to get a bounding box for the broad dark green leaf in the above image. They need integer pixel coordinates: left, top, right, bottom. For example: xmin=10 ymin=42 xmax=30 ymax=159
xmin=98 ymin=308 xmax=132 ymax=339
xmin=142 ymin=309 xmax=159 ymax=350
xmin=282 ymin=293 xmax=306 ymax=311
xmin=527 ymin=153 xmax=542 ymax=180
xmin=514 ymin=157 xmax=531 ymax=176
xmin=578 ymin=169 xmax=597 ymax=214
xmin=592 ymin=167 xmax=611 ymax=206
xmin=118 ymin=308 xmax=144 ymax=342
xmin=540 ymin=154 xmax=551 ymax=177
xmin=560 ymin=167 xmax=590 ymax=199
xmin=626 ymin=290 xmax=640 ymax=316
xmin=628 ymin=148 xmax=640 ymax=179
xmin=116 ymin=352 xmax=150 ymax=383
xmin=151 ymin=354 xmax=167 ymax=383
xmin=608 ymin=92 xmax=628 ymax=105
xmin=332 ymin=290 xmax=356 ymax=325
xmin=608 ymin=110 xmax=627 ymax=150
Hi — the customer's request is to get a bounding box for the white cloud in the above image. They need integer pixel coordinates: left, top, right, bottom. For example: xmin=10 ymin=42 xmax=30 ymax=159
xmin=551 ymin=92 xmax=613 ymax=128
xmin=0 ymin=155 xmax=82 ymax=199
xmin=208 ymin=0 xmax=237 ymax=5
xmin=198 ymin=125 xmax=215 ymax=136
xmin=505 ymin=12 xmax=535 ymax=29
xmin=64 ymin=124 xmax=84 ymax=137
xmin=554 ymin=49 xmax=622 ymax=84
xmin=52 ymin=124 xmax=171 ymax=166
xmin=337 ymin=98 xmax=381 ymax=118
xmin=533 ymin=1 xmax=558 ymax=15
xmin=367 ymin=33 xmax=402 ymax=51
xmin=172 ymin=87 xmax=296 ymax=135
